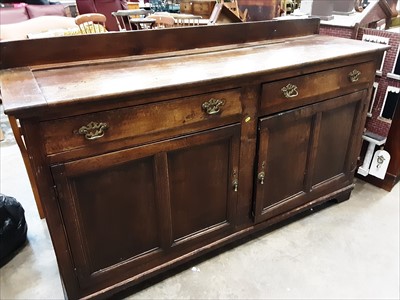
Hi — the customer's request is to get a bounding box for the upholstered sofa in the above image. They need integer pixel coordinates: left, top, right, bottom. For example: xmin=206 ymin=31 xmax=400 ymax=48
xmin=0 ymin=3 xmax=67 ymax=25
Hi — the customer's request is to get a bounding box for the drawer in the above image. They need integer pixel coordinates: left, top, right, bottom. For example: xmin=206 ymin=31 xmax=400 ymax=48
xmin=180 ymin=3 xmax=192 ymax=13
xmin=40 ymin=89 xmax=242 ymax=155
xmin=260 ymin=62 xmax=375 ymax=115
xmin=193 ymin=3 xmax=212 ymax=13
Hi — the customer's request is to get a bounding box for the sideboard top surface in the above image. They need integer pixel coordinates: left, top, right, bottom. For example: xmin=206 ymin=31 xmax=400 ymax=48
xmin=0 ymin=21 xmax=388 ymax=117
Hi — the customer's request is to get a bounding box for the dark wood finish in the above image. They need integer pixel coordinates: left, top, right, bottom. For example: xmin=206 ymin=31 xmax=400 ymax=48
xmin=238 ymin=0 xmax=279 ymax=21
xmin=39 ymin=89 xmax=242 ymax=156
xmin=260 ymin=61 xmax=375 ymax=115
xmin=254 ymin=90 xmax=367 ymax=222
xmin=50 ymin=125 xmax=240 ymax=294
xmin=0 ymin=18 xmax=320 ymax=69
xmin=180 ymin=0 xmax=215 ymax=18
xmin=0 ymin=20 xmax=388 ymax=299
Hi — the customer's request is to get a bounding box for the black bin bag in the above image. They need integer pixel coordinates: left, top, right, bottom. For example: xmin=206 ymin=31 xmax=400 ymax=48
xmin=0 ymin=194 xmax=28 ymax=267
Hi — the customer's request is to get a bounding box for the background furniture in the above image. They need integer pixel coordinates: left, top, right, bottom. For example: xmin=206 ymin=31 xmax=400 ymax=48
xmin=149 ymin=0 xmax=179 ymax=13
xmin=112 ymin=9 xmax=151 ymax=30
xmin=152 ymin=12 xmax=203 ymax=26
xmin=207 ymin=2 xmax=243 ymax=24
xmin=169 ymin=12 xmax=202 ymax=25
xmin=75 ymin=0 xmax=128 ymax=31
xmin=147 ymin=13 xmax=175 ymax=28
xmin=180 ymin=0 xmax=215 ymax=18
xmin=0 ymin=3 xmax=66 ymax=25
xmin=0 ymin=15 xmax=77 ymax=42
xmin=0 ymin=19 xmax=387 ymax=299
xmin=75 ymin=13 xmax=107 ymax=34
xmin=180 ymin=0 xmax=246 ymax=23
xmin=238 ymin=0 xmax=279 ymax=20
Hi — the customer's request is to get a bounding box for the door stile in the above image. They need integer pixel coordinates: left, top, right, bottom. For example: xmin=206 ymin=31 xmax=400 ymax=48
xmin=303 ymin=112 xmax=322 ymax=193
xmin=154 ymin=152 xmax=173 ymax=250
xmin=253 ymin=126 xmax=269 ymax=222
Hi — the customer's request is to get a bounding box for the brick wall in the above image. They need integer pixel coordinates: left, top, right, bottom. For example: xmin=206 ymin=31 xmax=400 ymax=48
xmin=319 ymin=25 xmax=353 ymax=38
xmin=359 ymin=27 xmax=400 ymax=138
xmin=320 ymin=24 xmax=400 ymax=138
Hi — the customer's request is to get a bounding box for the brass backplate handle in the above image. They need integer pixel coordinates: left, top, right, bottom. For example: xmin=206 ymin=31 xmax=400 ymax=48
xmin=258 ymin=171 xmax=265 ymax=185
xmin=258 ymin=161 xmax=266 ymax=185
xmin=232 ymin=169 xmax=238 ymax=192
xmin=348 ymin=69 xmax=361 ymax=82
xmin=232 ymin=179 xmax=238 ymax=192
xmin=281 ymin=83 xmax=299 ymax=98
xmin=202 ymin=98 xmax=225 ymax=115
xmin=76 ymin=121 xmax=109 ymax=140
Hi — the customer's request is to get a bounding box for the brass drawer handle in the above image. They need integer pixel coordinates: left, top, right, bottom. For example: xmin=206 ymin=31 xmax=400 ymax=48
xmin=348 ymin=69 xmax=361 ymax=82
xmin=76 ymin=121 xmax=108 ymax=140
xmin=202 ymin=98 xmax=225 ymax=115
xmin=281 ymin=84 xmax=299 ymax=98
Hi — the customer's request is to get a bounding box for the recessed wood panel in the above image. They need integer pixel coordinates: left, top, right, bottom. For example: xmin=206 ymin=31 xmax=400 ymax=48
xmin=70 ymin=158 xmax=160 ymax=272
xmin=312 ymin=101 xmax=357 ymax=186
xmin=255 ymin=110 xmax=313 ymax=221
xmin=262 ymin=118 xmax=311 ymax=208
xmin=169 ymin=139 xmax=232 ymax=241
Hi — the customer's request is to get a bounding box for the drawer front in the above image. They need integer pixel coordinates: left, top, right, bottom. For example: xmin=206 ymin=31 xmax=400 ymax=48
xmin=193 ymin=2 xmax=212 ymax=15
xmin=40 ymin=89 xmax=242 ymax=155
xmin=260 ymin=62 xmax=375 ymax=115
xmin=180 ymin=3 xmax=192 ymax=13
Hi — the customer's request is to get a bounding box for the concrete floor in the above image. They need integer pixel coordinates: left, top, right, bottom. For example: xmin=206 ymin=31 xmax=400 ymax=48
xmin=0 ymin=114 xmax=399 ymax=300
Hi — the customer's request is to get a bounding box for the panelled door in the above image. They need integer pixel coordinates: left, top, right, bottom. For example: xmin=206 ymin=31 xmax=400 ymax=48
xmin=254 ymin=90 xmax=367 ymax=223
xmin=51 ymin=124 xmax=241 ymax=294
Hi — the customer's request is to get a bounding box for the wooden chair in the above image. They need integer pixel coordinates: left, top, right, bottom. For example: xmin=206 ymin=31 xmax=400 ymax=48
xmin=170 ymin=13 xmax=202 ymax=26
xmin=75 ymin=13 xmax=107 ymax=34
xmin=147 ymin=14 xmax=175 ymax=28
xmin=112 ymin=9 xmax=151 ymax=31
xmin=154 ymin=12 xmax=202 ymax=26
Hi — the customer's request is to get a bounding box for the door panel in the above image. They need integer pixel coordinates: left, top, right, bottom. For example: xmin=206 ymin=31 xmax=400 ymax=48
xmin=254 ymin=90 xmax=367 ymax=223
xmin=258 ymin=116 xmax=312 ymax=210
xmin=51 ymin=124 xmax=241 ymax=290
xmin=312 ymin=101 xmax=357 ymax=186
xmin=169 ymin=139 xmax=233 ymax=242
xmin=52 ymin=154 xmax=163 ymax=289
xmin=72 ymin=158 xmax=159 ymax=272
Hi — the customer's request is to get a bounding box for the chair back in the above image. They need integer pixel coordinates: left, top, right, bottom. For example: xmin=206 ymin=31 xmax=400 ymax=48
xmin=171 ymin=13 xmax=202 ymax=26
xmin=112 ymin=9 xmax=149 ymax=31
xmin=154 ymin=12 xmax=202 ymax=26
xmin=147 ymin=14 xmax=175 ymax=28
xmin=75 ymin=13 xmax=107 ymax=34
xmin=75 ymin=0 xmax=128 ymax=31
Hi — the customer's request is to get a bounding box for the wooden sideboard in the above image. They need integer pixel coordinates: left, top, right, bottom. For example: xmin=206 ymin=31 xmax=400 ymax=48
xmin=0 ymin=19 xmax=388 ymax=299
